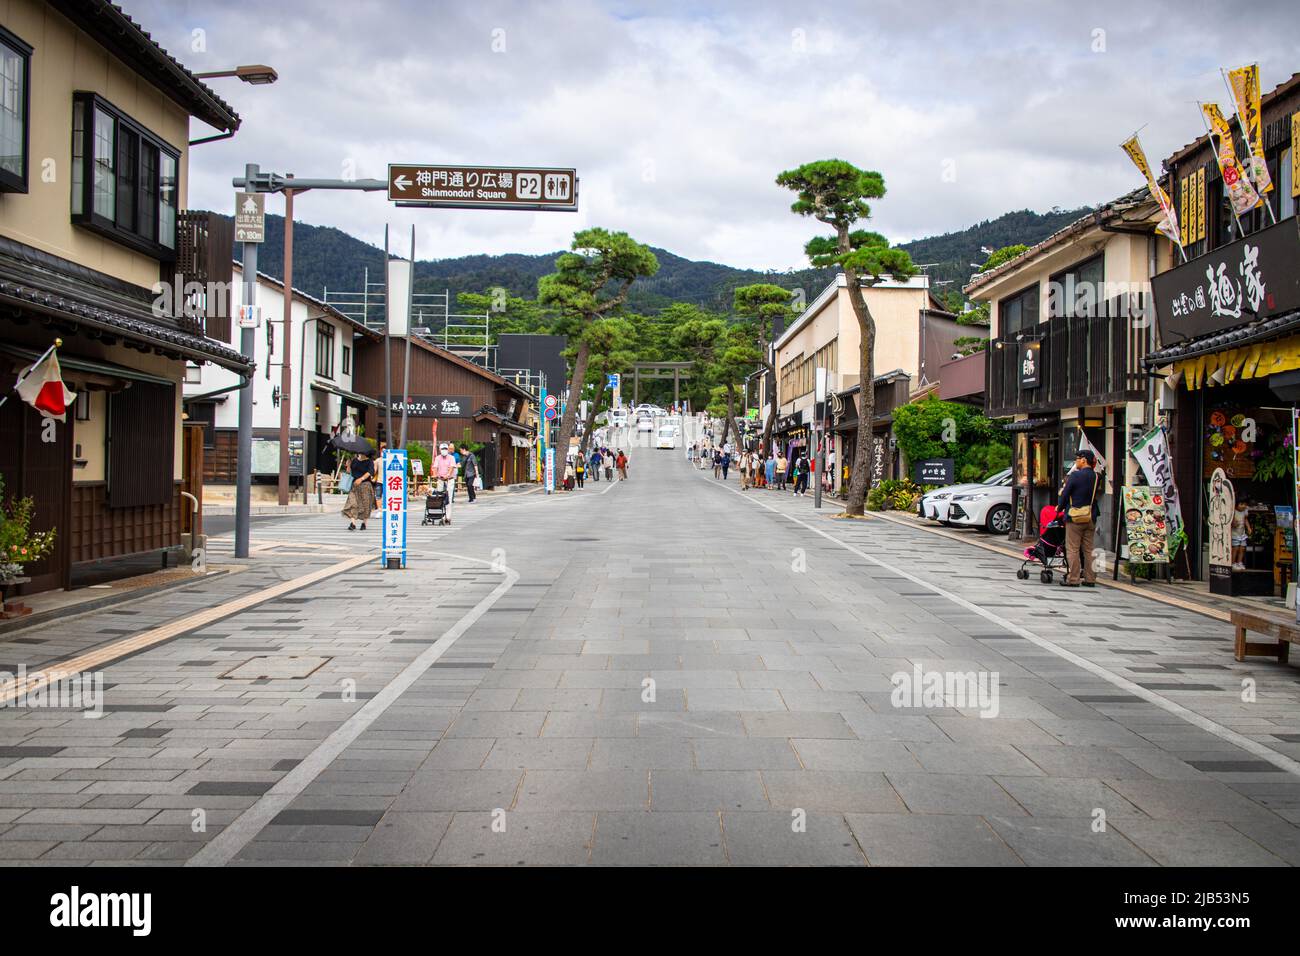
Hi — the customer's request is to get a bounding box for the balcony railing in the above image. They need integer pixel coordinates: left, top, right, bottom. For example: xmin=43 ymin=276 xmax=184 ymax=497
xmin=986 ymin=293 xmax=1149 ymax=417
xmin=171 ymin=211 xmax=234 ymax=341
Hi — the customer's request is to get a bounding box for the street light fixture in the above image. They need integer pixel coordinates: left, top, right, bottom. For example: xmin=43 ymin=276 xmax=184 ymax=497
xmin=189 ymin=64 xmax=279 ymax=146
xmin=195 ymin=64 xmax=279 ymax=85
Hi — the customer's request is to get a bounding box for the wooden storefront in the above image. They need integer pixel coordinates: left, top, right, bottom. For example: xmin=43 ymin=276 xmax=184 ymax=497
xmin=352 ymin=336 xmax=534 ymax=486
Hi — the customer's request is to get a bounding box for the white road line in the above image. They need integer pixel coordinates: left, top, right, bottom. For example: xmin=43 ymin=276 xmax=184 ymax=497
xmin=697 ymin=468 xmax=1300 ymax=780
xmin=187 ymin=549 xmax=520 ymax=867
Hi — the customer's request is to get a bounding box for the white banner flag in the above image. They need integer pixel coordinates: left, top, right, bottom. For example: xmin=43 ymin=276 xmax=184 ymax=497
xmin=1130 ymin=425 xmax=1184 ymax=545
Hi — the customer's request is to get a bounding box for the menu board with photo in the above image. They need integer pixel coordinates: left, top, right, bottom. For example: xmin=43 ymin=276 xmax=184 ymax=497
xmin=1122 ymin=485 xmax=1170 ymax=563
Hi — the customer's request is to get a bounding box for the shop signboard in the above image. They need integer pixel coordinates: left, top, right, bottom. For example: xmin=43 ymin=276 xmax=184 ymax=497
xmin=386 ymin=395 xmax=473 ymax=417
xmin=1122 ymin=486 xmax=1169 ymax=563
xmin=1152 ymin=215 xmax=1300 ymax=344
xmin=1019 ymin=340 xmax=1041 ymax=389
xmin=915 ymin=458 xmax=955 ymax=486
xmin=1207 ymin=467 xmax=1235 ymax=594
xmin=1294 ymin=408 xmax=1300 ymax=622
xmin=381 ymin=449 xmax=408 ymax=569
xmin=1130 ymin=425 xmax=1184 ymax=546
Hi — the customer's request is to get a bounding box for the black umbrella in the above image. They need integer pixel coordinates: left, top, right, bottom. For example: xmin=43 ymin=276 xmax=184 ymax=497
xmin=330 ymin=435 xmax=374 ymax=454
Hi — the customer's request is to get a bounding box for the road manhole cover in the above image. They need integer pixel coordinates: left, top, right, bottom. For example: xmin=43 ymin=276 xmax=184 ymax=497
xmin=221 ymin=656 xmax=332 ymax=680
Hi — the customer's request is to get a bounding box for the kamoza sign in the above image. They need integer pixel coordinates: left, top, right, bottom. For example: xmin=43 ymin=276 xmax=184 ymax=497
xmin=1151 ymin=216 xmax=1300 ymax=344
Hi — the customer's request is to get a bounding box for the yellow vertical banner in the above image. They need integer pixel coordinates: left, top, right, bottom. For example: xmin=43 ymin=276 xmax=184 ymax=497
xmin=1227 ymin=64 xmax=1272 ymax=196
xmin=1195 ymin=166 xmax=1206 ymax=241
xmin=1293 ymin=113 xmax=1300 ymax=199
xmin=1203 ymin=102 xmax=1261 ymax=217
xmin=1120 ymin=134 xmax=1182 ymax=248
xmin=1179 ymin=175 xmax=1189 ymax=245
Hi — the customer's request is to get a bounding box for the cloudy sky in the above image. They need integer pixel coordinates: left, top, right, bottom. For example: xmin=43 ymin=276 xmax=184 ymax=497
xmin=137 ymin=0 xmax=1296 ymax=272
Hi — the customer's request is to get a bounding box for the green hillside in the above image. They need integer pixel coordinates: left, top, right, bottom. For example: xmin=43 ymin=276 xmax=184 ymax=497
xmin=214 ymin=203 xmax=1093 ymax=317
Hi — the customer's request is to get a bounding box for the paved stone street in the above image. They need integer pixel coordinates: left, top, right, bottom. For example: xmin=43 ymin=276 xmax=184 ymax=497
xmin=2 ymin=442 xmax=1300 ymax=866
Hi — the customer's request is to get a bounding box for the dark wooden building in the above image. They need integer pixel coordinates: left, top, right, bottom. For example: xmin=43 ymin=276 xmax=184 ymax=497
xmin=0 ymin=1 xmax=247 ymax=595
xmin=352 ymin=336 xmax=535 ymax=487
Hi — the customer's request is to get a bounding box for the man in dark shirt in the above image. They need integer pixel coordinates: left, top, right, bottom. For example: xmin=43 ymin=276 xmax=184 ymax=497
xmin=458 ymin=444 xmax=478 ymax=502
xmin=1057 ymin=448 xmax=1101 ymax=587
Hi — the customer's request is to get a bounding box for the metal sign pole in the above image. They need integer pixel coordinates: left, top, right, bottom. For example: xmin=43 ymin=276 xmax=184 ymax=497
xmin=399 ymin=226 xmax=415 ymax=448
xmin=234 ymin=163 xmax=259 ymax=560
xmin=383 ymin=225 xmax=393 ymax=445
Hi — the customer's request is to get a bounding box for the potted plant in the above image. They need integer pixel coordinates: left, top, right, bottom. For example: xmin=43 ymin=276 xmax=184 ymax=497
xmin=0 ymin=475 xmax=57 ymax=604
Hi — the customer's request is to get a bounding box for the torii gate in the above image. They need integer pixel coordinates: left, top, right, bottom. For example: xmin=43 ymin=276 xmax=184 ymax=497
xmin=631 ymin=361 xmax=693 ymax=407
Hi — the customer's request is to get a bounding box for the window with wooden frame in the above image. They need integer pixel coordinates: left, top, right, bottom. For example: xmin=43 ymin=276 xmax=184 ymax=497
xmin=70 ymin=92 xmax=180 ymax=260
xmin=0 ymin=25 xmax=32 ymax=193
xmin=315 ymin=322 xmax=335 ymax=378
xmin=1048 ymin=254 xmax=1104 ymax=319
xmin=997 ymin=283 xmax=1039 ymax=336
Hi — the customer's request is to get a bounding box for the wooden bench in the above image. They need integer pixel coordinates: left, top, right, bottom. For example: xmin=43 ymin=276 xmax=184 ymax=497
xmin=1231 ymin=609 xmax=1297 ymax=663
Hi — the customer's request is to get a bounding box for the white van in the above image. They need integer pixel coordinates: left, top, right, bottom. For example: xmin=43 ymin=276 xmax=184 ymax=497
xmin=610 ymin=408 xmax=629 ymax=428
xmin=655 ymin=424 xmax=678 ymax=449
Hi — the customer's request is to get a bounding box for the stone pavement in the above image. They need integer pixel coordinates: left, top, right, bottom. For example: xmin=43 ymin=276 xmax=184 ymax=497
xmin=1 ymin=444 xmax=1299 ymax=865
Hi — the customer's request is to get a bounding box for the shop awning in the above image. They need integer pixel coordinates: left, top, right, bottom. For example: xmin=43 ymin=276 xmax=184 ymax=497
xmin=1153 ymin=327 xmax=1300 ymax=390
xmin=311 ymin=379 xmax=381 ymax=407
xmin=1003 ymin=417 xmax=1057 ymax=432
xmin=1146 ymin=309 xmax=1300 ymax=367
xmin=0 ymin=344 xmax=176 ymax=387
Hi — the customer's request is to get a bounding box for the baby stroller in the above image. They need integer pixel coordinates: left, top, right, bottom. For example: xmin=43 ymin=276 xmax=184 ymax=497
xmin=422 ymin=486 xmax=450 ymax=526
xmin=1016 ymin=505 xmax=1067 ymax=583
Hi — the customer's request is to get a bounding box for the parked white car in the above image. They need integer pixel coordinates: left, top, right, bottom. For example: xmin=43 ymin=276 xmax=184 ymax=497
xmin=946 ymin=478 xmax=1015 ymax=533
xmin=917 ymin=468 xmax=1013 ymax=527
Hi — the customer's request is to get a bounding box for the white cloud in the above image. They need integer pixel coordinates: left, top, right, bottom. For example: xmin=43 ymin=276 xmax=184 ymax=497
xmin=130 ymin=0 xmax=1299 ymax=272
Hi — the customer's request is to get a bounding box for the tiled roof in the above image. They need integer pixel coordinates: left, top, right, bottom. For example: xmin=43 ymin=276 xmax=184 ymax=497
xmin=964 ymin=188 xmax=1153 ymax=295
xmin=0 ymin=236 xmax=252 ymax=373
xmin=48 ymin=1 xmax=241 ymax=132
xmin=1145 ymin=309 xmax=1300 ymax=365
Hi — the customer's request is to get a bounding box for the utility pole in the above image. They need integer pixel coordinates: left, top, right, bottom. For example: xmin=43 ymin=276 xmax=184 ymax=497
xmin=383 ymin=225 xmax=393 ymax=445
xmin=235 ymin=163 xmax=260 ymax=559
xmin=814 ymin=366 xmax=826 ymax=510
xmin=277 ymin=176 xmax=294 ymax=506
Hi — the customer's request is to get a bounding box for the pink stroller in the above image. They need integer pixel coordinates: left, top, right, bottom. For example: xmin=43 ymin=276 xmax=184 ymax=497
xmin=1016 ymin=505 xmax=1067 ymax=583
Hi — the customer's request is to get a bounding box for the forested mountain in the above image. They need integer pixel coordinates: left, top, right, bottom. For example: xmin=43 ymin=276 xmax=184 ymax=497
xmin=898 ymin=206 xmax=1091 ymax=293
xmin=215 ymin=203 xmax=1092 ymax=315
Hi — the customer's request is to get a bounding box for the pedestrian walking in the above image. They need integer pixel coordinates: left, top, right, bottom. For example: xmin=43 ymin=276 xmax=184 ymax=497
xmin=616 ymin=449 xmax=628 ymax=480
xmin=563 ymin=457 xmax=576 ymax=491
xmin=793 ymin=452 xmax=809 ymax=495
xmin=341 ymin=448 xmax=376 ymax=531
xmin=458 ymin=444 xmax=479 ymax=503
xmin=720 ymin=450 xmax=731 ymax=481
xmin=713 ymin=450 xmax=722 ymax=478
xmin=432 ymin=443 xmax=458 ymax=505
xmin=575 ymin=456 xmax=586 ymax=489
xmin=1058 ymin=448 xmax=1101 ymax=587
xmin=765 ymin=454 xmax=776 ymax=490
xmin=775 ymin=452 xmax=788 ymax=491
xmin=590 ymin=448 xmax=602 ymax=482
xmin=605 ymin=449 xmax=615 ymax=482
xmin=431 ymin=443 xmax=458 ymax=521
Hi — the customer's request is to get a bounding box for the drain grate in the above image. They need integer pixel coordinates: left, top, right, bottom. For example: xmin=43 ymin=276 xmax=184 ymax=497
xmin=221 ymin=655 xmax=332 ymax=680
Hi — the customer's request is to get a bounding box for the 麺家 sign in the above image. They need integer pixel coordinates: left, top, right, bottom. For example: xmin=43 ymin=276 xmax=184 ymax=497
xmin=1152 ymin=216 xmax=1300 ymax=344
xmin=388 ymin=165 xmax=578 ymax=211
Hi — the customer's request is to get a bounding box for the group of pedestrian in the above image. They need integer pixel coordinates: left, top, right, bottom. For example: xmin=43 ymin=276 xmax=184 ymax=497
xmin=340 ymin=440 xmax=480 ymax=530
xmin=565 ymin=447 xmax=627 ymax=490
xmin=706 ymin=443 xmax=812 ymax=497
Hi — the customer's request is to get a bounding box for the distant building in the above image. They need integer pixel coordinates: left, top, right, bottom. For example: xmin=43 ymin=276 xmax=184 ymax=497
xmin=183 ymin=264 xmax=382 ymax=491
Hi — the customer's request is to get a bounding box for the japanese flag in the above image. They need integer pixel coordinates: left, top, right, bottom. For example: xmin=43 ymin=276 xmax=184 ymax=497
xmin=15 ymin=349 xmax=75 ymax=421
